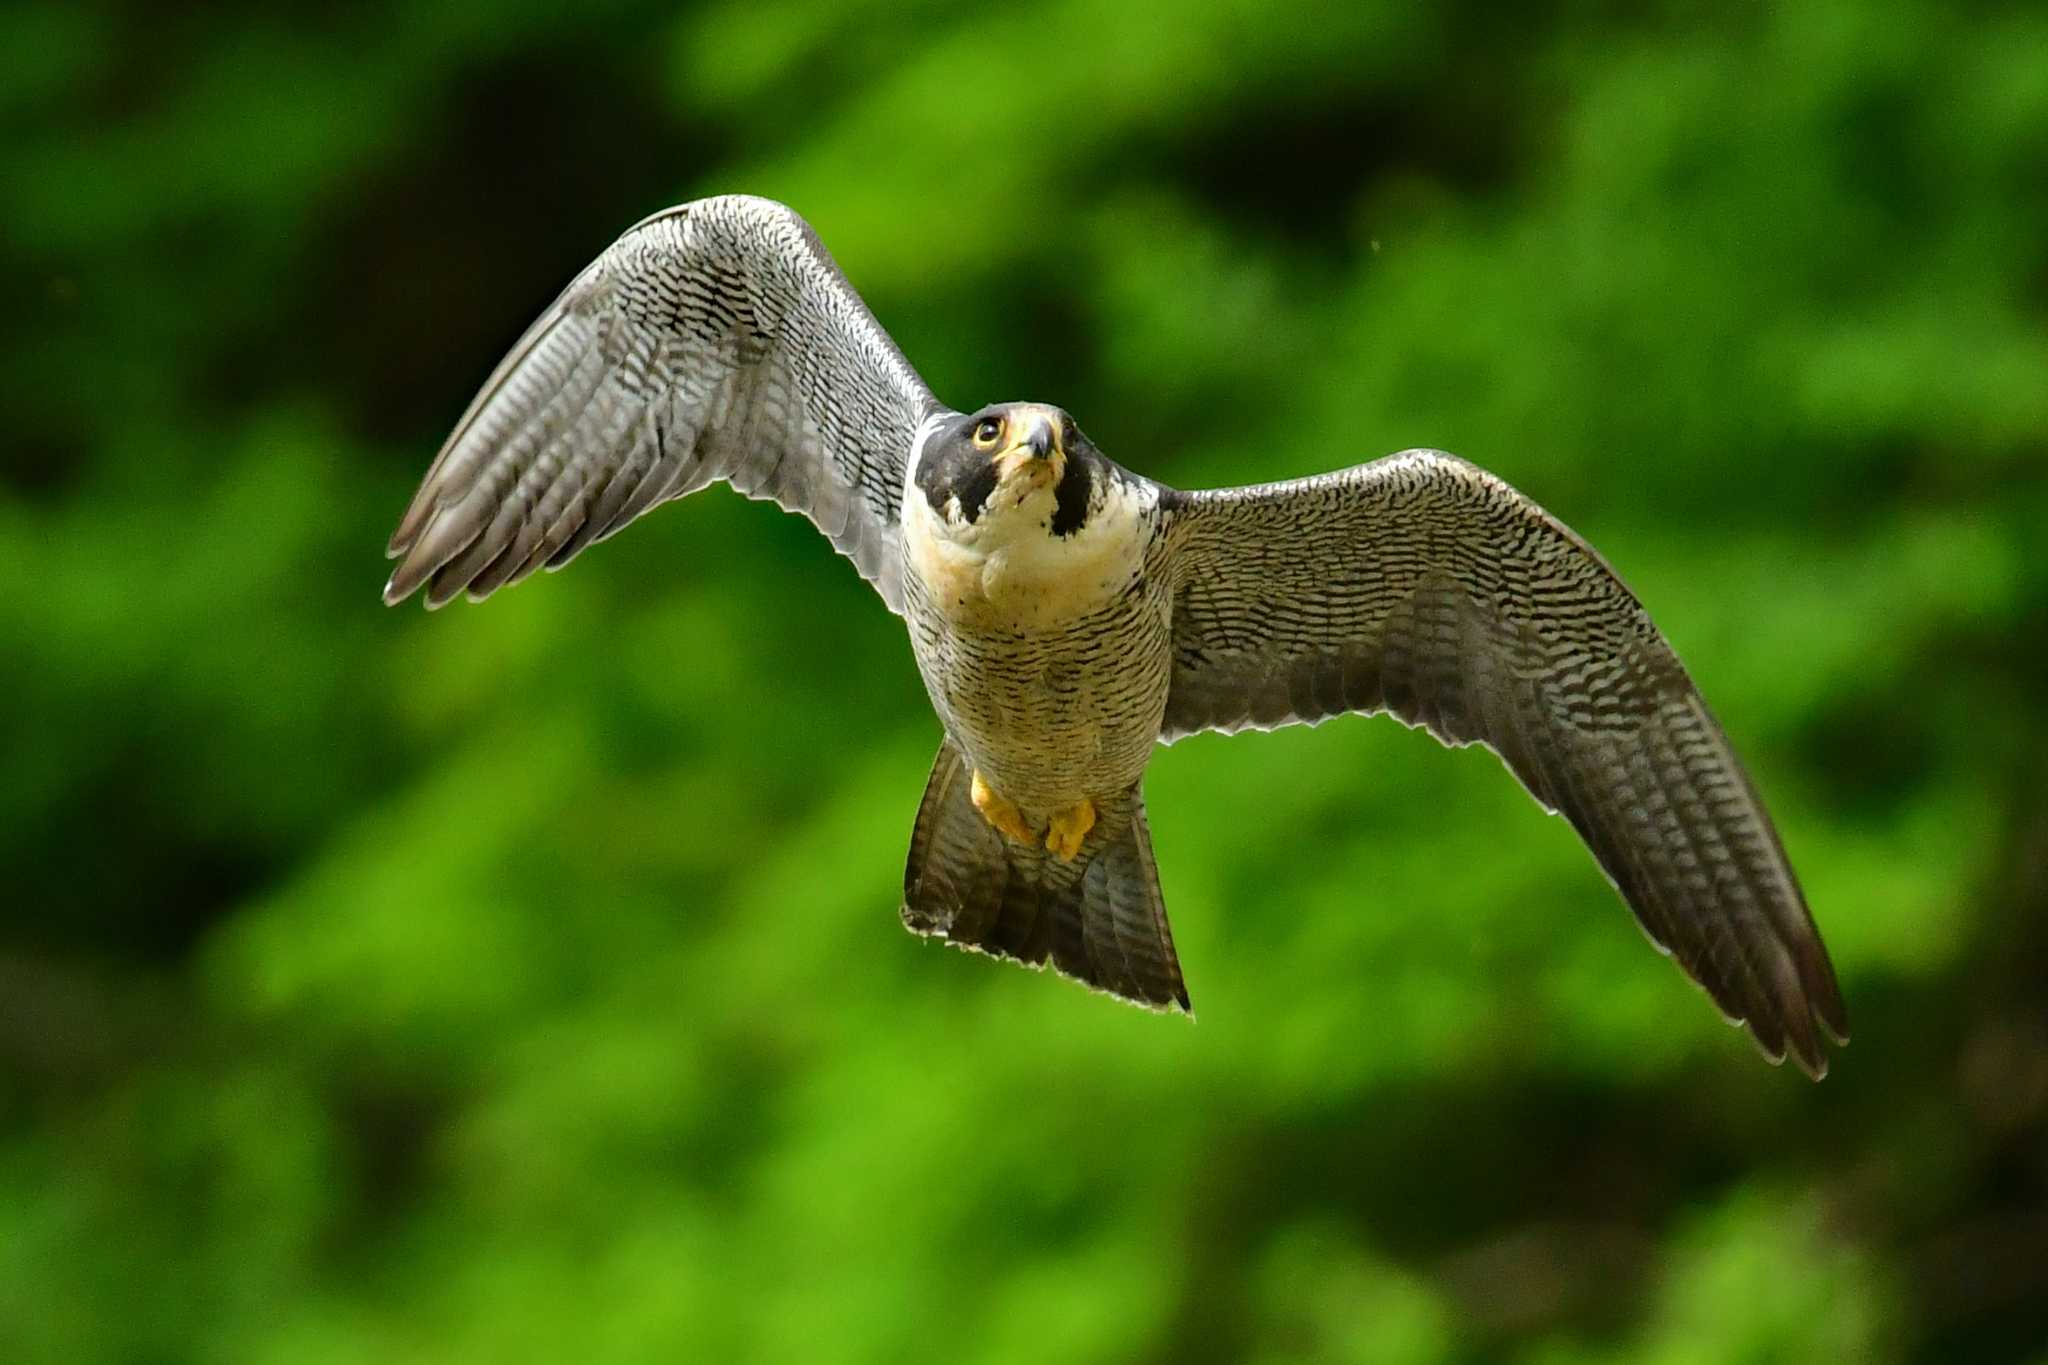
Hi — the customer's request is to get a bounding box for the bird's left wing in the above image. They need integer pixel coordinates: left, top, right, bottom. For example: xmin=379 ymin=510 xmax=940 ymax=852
xmin=1159 ymin=449 xmax=1846 ymax=1076
xmin=385 ymin=195 xmax=943 ymax=611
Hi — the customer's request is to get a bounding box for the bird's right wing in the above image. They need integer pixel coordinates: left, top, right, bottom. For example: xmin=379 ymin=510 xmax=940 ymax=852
xmin=385 ymin=195 xmax=944 ymax=611
xmin=1160 ymin=449 xmax=1846 ymax=1076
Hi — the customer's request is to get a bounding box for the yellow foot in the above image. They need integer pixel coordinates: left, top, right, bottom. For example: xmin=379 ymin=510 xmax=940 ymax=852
xmin=1044 ymin=797 xmax=1097 ymax=862
xmin=971 ymin=770 xmax=1035 ymax=845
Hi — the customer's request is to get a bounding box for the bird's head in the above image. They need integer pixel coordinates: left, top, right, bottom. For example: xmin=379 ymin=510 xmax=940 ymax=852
xmin=912 ymin=403 xmax=1098 ymax=541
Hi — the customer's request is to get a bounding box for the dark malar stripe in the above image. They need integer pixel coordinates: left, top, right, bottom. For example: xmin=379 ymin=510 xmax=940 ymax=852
xmin=1051 ymin=454 xmax=1091 ymax=537
xmin=956 ymin=460 xmax=1001 ymax=523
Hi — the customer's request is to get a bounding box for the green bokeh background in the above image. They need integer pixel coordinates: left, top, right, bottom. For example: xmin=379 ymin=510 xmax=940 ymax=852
xmin=4 ymin=2 xmax=2045 ymax=1361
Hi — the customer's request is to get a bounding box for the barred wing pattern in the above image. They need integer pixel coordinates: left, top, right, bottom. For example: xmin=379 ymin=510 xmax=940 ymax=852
xmin=385 ymin=195 xmax=940 ymax=611
xmin=1161 ymin=450 xmax=1847 ymax=1076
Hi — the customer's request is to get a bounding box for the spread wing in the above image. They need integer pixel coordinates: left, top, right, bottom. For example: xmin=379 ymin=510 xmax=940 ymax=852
xmin=1161 ymin=449 xmax=1847 ymax=1077
xmin=384 ymin=195 xmax=943 ymax=611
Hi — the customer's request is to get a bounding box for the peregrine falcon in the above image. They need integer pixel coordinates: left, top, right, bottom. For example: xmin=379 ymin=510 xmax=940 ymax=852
xmin=384 ymin=195 xmax=1847 ymax=1077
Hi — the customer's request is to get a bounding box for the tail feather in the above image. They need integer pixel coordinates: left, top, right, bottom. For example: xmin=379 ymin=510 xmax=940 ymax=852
xmin=902 ymin=738 xmax=1190 ymax=1013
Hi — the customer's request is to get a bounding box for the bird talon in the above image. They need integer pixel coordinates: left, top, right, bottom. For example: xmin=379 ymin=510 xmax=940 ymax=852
xmin=1045 ymin=797 xmax=1096 ymax=862
xmin=971 ymin=770 xmax=1035 ymax=845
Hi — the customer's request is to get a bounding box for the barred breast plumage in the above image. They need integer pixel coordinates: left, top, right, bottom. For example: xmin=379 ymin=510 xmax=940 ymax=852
xmin=901 ymin=451 xmax=1176 ymax=817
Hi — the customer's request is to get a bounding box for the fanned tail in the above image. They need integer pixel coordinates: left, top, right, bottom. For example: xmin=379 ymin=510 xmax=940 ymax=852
xmin=901 ymin=738 xmax=1190 ymax=1012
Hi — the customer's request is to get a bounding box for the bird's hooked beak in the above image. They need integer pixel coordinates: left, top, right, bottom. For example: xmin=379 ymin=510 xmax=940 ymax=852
xmin=994 ymin=408 xmax=1064 ymax=486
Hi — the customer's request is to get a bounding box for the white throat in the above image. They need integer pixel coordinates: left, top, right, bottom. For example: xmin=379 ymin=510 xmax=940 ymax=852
xmin=902 ymin=468 xmax=1152 ymax=629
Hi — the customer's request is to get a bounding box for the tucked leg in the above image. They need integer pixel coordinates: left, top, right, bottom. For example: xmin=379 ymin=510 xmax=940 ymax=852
xmin=971 ymin=769 xmax=1035 ymax=845
xmin=1044 ymin=797 xmax=1096 ymax=862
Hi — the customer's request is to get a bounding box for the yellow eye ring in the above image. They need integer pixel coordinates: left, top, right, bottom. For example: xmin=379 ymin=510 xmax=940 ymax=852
xmin=972 ymin=417 xmax=1003 ymax=448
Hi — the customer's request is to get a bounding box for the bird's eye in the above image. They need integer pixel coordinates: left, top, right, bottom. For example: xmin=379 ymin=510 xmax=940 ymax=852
xmin=972 ymin=418 xmax=1003 ymax=447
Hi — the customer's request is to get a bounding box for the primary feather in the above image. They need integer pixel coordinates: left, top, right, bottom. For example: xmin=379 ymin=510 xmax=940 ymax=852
xmin=1161 ymin=451 xmax=1847 ymax=1076
xmin=384 ymin=195 xmax=938 ymax=611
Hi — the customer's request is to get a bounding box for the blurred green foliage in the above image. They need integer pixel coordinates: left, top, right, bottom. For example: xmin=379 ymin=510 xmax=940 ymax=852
xmin=3 ymin=1 xmax=2046 ymax=1361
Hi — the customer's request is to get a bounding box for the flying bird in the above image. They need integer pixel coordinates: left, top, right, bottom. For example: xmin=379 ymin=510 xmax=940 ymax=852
xmin=385 ymin=195 xmax=1847 ymax=1077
